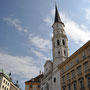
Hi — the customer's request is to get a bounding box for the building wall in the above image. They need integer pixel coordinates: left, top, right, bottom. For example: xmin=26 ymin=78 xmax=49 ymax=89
xmin=10 ymin=82 xmax=20 ymax=90
xmin=0 ymin=76 xmax=10 ymax=90
xmin=25 ymin=82 xmax=40 ymax=90
xmin=52 ymin=69 xmax=61 ymax=90
xmin=59 ymin=41 xmax=90 ymax=90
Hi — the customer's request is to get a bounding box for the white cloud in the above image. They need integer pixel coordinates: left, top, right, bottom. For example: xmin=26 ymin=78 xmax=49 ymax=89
xmin=0 ymin=52 xmax=40 ymax=79
xmin=32 ymin=49 xmax=46 ymax=60
xmin=44 ymin=9 xmax=90 ymax=45
xmin=44 ymin=17 xmax=53 ymax=26
xmin=86 ymin=8 xmax=90 ymax=20
xmin=24 ymin=29 xmax=28 ymax=33
xmin=3 ymin=17 xmax=28 ymax=33
xmin=29 ymin=34 xmax=51 ymax=51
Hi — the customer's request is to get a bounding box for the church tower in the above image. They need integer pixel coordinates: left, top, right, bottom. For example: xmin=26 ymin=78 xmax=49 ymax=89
xmin=52 ymin=5 xmax=69 ymax=69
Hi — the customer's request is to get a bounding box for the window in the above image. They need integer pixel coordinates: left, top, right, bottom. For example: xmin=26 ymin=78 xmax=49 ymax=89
xmin=58 ymin=51 xmax=60 ymax=55
xmin=79 ymin=79 xmax=84 ymax=88
xmin=62 ymin=87 xmax=65 ymax=90
xmin=3 ymin=80 xmax=5 ymax=83
xmin=64 ymin=50 xmax=66 ymax=56
xmin=30 ymin=85 xmax=32 ymax=88
xmin=67 ymin=73 xmax=70 ymax=80
xmin=87 ymin=76 xmax=90 ymax=86
xmin=70 ymin=61 xmax=74 ymax=67
xmin=62 ymin=76 xmax=65 ymax=83
xmin=2 ymin=85 xmax=4 ymax=89
xmin=84 ymin=62 xmax=88 ymax=71
xmin=82 ymin=52 xmax=86 ymax=59
xmin=38 ymin=85 xmax=40 ymax=88
xmin=76 ymin=57 xmax=79 ymax=64
xmin=61 ymin=69 xmax=64 ymax=74
xmin=89 ymin=48 xmax=90 ymax=52
xmin=62 ymin=39 xmax=65 ymax=45
xmin=73 ymin=82 xmax=77 ymax=90
xmin=57 ymin=39 xmax=60 ymax=45
xmin=68 ymin=85 xmax=71 ymax=90
xmin=41 ymin=88 xmax=43 ymax=90
xmin=71 ymin=70 xmax=75 ymax=79
xmin=54 ymin=77 xmax=56 ymax=83
xmin=77 ymin=66 xmax=82 ymax=75
xmin=6 ymin=81 xmax=7 ymax=85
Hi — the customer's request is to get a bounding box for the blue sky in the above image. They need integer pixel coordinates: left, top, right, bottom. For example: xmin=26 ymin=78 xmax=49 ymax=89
xmin=0 ymin=0 xmax=90 ymax=89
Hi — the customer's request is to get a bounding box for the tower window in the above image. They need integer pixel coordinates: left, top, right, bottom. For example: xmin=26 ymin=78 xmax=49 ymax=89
xmin=62 ymin=40 xmax=65 ymax=45
xmin=64 ymin=50 xmax=66 ymax=56
xmin=54 ymin=77 xmax=56 ymax=83
xmin=58 ymin=51 xmax=60 ymax=55
xmin=57 ymin=39 xmax=60 ymax=45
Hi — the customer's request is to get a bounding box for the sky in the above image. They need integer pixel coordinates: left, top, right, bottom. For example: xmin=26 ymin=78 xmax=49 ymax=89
xmin=0 ymin=0 xmax=90 ymax=89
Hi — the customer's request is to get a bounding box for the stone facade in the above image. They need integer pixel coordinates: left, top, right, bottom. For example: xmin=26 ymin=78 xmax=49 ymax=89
xmin=58 ymin=40 xmax=90 ymax=90
xmin=41 ymin=5 xmax=69 ymax=90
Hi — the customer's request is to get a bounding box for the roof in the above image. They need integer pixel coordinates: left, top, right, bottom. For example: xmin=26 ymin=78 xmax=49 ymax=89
xmin=0 ymin=69 xmax=11 ymax=81
xmin=58 ymin=40 xmax=90 ymax=69
xmin=44 ymin=60 xmax=53 ymax=67
xmin=25 ymin=74 xmax=43 ymax=83
xmin=54 ymin=4 xmax=64 ymax=26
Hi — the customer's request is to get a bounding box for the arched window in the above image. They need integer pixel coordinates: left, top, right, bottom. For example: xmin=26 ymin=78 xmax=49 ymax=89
xmin=62 ymin=39 xmax=65 ymax=45
xmin=57 ymin=39 xmax=60 ymax=46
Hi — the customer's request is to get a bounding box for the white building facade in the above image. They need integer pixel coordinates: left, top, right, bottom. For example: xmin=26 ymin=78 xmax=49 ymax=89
xmin=41 ymin=5 xmax=69 ymax=90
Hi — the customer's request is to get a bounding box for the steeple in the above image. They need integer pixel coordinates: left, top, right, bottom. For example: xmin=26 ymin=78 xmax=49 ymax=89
xmin=54 ymin=4 xmax=61 ymax=23
xmin=52 ymin=4 xmax=69 ymax=69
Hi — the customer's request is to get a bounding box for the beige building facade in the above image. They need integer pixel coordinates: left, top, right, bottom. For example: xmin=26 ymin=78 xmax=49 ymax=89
xmin=10 ymin=82 xmax=20 ymax=90
xmin=25 ymin=74 xmax=43 ymax=90
xmin=58 ymin=40 xmax=90 ymax=90
xmin=0 ymin=70 xmax=11 ymax=90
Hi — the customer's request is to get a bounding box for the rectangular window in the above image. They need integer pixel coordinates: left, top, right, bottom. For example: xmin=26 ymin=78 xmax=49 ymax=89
xmin=38 ymin=85 xmax=40 ymax=88
xmin=82 ymin=52 xmax=86 ymax=60
xmin=87 ymin=76 xmax=90 ymax=86
xmin=76 ymin=57 xmax=79 ymax=64
xmin=68 ymin=85 xmax=71 ymax=90
xmin=79 ymin=79 xmax=84 ymax=88
xmin=84 ymin=62 xmax=88 ymax=71
xmin=73 ymin=82 xmax=77 ymax=90
xmin=71 ymin=70 xmax=75 ymax=79
xmin=62 ymin=76 xmax=65 ymax=83
xmin=77 ymin=66 xmax=82 ymax=75
xmin=30 ymin=85 xmax=32 ymax=88
xmin=67 ymin=73 xmax=70 ymax=80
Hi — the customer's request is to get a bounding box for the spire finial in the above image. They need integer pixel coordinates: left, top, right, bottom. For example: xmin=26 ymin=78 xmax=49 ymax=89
xmin=54 ymin=3 xmax=62 ymax=23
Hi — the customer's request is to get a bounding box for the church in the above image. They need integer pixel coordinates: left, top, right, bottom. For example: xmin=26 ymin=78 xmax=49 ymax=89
xmin=41 ymin=4 xmax=69 ymax=90
xmin=25 ymin=4 xmax=90 ymax=90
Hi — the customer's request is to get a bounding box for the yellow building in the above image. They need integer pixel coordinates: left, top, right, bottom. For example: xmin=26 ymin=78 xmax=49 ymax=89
xmin=0 ymin=70 xmax=11 ymax=90
xmin=25 ymin=74 xmax=43 ymax=90
xmin=10 ymin=82 xmax=21 ymax=90
xmin=58 ymin=40 xmax=90 ymax=90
